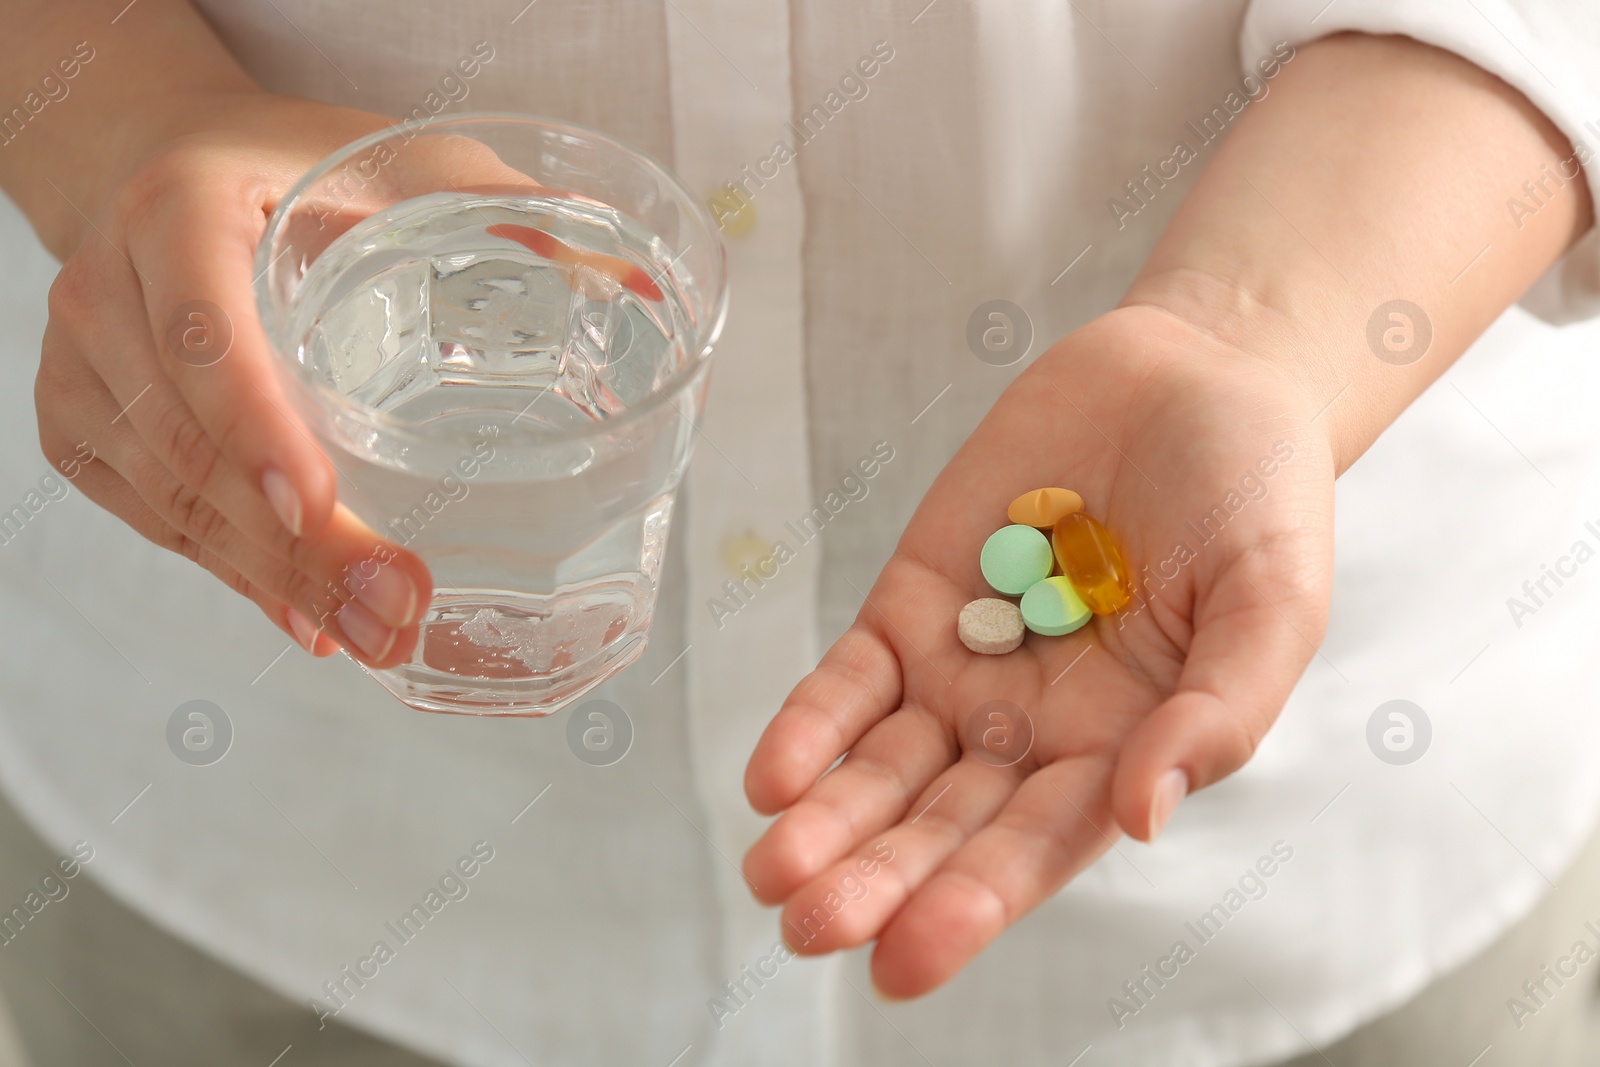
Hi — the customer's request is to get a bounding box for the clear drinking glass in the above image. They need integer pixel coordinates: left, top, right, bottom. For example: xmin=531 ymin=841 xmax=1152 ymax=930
xmin=254 ymin=114 xmax=727 ymax=716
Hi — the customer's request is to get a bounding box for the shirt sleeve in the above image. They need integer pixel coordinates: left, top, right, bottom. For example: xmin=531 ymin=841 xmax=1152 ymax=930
xmin=1240 ymin=0 xmax=1600 ymax=324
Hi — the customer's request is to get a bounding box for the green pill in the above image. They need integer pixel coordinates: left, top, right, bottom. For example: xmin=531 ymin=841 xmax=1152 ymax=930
xmin=980 ymin=524 xmax=1054 ymax=596
xmin=1020 ymin=576 xmax=1093 ymax=636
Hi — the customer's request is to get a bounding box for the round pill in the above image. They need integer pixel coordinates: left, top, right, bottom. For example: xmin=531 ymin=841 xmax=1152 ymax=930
xmin=1006 ymin=487 xmax=1084 ymax=528
xmin=1052 ymin=512 xmax=1134 ymax=614
xmin=957 ymin=598 xmax=1026 ymax=655
xmin=980 ymin=524 xmax=1054 ymax=596
xmin=1019 ymin=576 xmax=1093 ymax=636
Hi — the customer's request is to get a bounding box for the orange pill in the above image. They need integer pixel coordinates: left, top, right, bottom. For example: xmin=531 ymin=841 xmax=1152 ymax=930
xmin=1006 ymin=487 xmax=1084 ymax=528
xmin=1051 ymin=512 xmax=1133 ymax=614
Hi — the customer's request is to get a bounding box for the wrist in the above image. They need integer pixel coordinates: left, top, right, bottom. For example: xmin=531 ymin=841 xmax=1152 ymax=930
xmin=1112 ymin=31 xmax=1594 ymax=479
xmin=1117 ymin=265 xmax=1350 ymax=468
xmin=0 ymin=1 xmax=271 ymax=257
xmin=41 ymin=89 xmax=403 ymax=261
xmin=37 ymin=85 xmax=266 ymax=256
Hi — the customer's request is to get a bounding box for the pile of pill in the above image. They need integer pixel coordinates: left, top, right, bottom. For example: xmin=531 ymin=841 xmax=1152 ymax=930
xmin=958 ymin=487 xmax=1134 ymax=655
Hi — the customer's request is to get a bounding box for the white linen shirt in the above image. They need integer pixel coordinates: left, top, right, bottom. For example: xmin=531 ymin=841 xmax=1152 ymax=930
xmin=2 ymin=1 xmax=1600 ymax=1065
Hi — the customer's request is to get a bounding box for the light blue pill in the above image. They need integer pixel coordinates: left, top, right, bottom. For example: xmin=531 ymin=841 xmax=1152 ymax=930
xmin=980 ymin=524 xmax=1054 ymax=596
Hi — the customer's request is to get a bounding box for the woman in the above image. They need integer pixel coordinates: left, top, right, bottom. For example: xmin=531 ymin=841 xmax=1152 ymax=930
xmin=0 ymin=0 xmax=1597 ymax=1064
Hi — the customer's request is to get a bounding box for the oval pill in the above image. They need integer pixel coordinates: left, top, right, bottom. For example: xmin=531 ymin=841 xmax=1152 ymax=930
xmin=1006 ymin=487 xmax=1084 ymax=528
xmin=957 ymin=598 xmax=1026 ymax=655
xmin=980 ymin=524 xmax=1055 ymax=596
xmin=1019 ymin=576 xmax=1093 ymax=636
xmin=1051 ymin=512 xmax=1134 ymax=614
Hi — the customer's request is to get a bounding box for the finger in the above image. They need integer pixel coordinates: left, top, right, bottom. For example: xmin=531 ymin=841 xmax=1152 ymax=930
xmin=744 ymin=700 xmax=950 ymax=904
xmin=50 ymin=307 xmax=430 ymax=630
xmin=744 ymin=625 xmax=903 ymax=815
xmin=283 ymin=606 xmax=343 ymax=657
xmin=108 ymin=438 xmax=430 ymax=664
xmin=62 ymin=455 xmax=339 ymax=656
xmin=870 ymin=758 xmax=1117 ymax=998
xmin=42 ymin=336 xmax=424 ymax=666
xmin=288 ymin=153 xmax=546 ymax=246
xmin=51 ymin=235 xmax=330 ymax=559
xmin=116 ymin=132 xmax=537 ymax=541
xmin=1111 ymin=537 xmax=1327 ymax=842
xmin=123 ymin=176 xmax=336 ymax=541
xmin=777 ymin=756 xmax=1022 ymax=956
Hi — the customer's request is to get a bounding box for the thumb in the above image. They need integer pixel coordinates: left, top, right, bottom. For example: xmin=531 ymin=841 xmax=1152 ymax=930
xmin=1110 ymin=541 xmax=1329 ymax=842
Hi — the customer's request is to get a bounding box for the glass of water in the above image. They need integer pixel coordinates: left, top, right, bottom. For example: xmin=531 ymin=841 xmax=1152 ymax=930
xmin=254 ymin=114 xmax=727 ymax=716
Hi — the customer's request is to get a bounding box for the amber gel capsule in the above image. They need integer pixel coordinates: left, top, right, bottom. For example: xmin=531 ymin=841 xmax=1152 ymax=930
xmin=1051 ymin=512 xmax=1134 ymax=614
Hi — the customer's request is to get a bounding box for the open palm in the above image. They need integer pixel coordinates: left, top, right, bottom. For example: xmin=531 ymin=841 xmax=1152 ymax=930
xmin=742 ymin=304 xmax=1336 ymax=997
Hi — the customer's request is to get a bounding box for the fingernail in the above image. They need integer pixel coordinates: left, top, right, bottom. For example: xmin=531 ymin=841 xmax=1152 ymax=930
xmin=354 ymin=562 xmax=417 ymax=627
xmin=262 ymin=468 xmax=302 ymax=537
xmin=286 ymin=608 xmax=320 ymax=652
xmin=338 ymin=599 xmax=396 ymax=661
xmin=1149 ymin=768 xmax=1188 ymax=840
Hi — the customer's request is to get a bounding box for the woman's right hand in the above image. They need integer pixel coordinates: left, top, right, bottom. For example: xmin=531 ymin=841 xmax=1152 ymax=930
xmin=34 ymin=91 xmax=442 ymax=666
